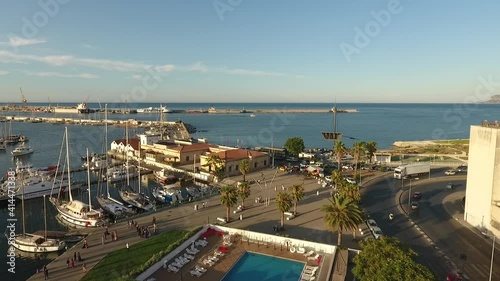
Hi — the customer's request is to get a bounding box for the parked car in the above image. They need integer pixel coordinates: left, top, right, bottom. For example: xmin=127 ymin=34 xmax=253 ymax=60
xmin=371 ymin=226 xmax=384 ymax=239
xmin=366 ymin=219 xmax=378 ymax=231
xmin=445 ymin=170 xmax=456 ymax=175
xmin=412 ymin=192 xmax=422 ymax=200
xmin=411 ymin=201 xmax=419 ymax=210
xmin=456 ymin=165 xmax=467 ymax=173
xmin=446 ymin=183 xmax=456 ymax=190
xmin=344 ymin=177 xmax=356 ymax=184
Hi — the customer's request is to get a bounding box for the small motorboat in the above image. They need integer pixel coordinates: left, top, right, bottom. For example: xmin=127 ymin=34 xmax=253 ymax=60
xmin=11 ymin=144 xmax=34 ymax=156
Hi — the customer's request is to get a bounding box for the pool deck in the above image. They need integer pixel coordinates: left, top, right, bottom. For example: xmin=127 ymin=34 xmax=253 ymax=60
xmin=148 ymin=234 xmax=331 ymax=281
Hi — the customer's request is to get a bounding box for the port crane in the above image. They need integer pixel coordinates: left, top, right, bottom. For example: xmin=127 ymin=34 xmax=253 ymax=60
xmin=20 ymin=87 xmax=28 ymax=108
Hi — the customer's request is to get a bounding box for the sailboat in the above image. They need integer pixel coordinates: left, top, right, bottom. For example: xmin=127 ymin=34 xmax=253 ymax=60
xmin=50 ymin=128 xmax=106 ymax=227
xmin=9 ymin=179 xmax=66 ymax=253
xmin=96 ymin=105 xmax=133 ymax=218
xmin=118 ymin=124 xmax=154 ymax=212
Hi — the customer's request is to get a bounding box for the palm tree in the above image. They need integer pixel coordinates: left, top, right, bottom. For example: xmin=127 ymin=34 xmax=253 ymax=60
xmin=321 ymin=193 xmax=363 ymax=247
xmin=334 ymin=141 xmax=346 ymax=170
xmin=220 ymin=185 xmax=238 ymax=222
xmin=338 ymin=183 xmax=361 ymax=202
xmin=365 ymin=141 xmax=377 ymax=164
xmin=237 ymin=181 xmax=251 ymax=209
xmin=290 ymin=184 xmax=305 ymax=215
xmin=276 ymin=191 xmax=292 ymax=227
xmin=238 ymin=159 xmax=250 ymax=182
xmin=205 ymin=154 xmax=223 ymax=173
xmin=352 ymin=141 xmax=366 ymax=180
xmin=331 ymin=169 xmax=345 ymax=190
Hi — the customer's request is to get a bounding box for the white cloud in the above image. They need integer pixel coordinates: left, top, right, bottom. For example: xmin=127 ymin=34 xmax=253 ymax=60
xmin=83 ymin=44 xmax=97 ymax=50
xmin=0 ymin=50 xmax=176 ymax=73
xmin=131 ymin=74 xmax=142 ymax=80
xmin=0 ymin=37 xmax=46 ymax=47
xmin=155 ymin=65 xmax=175 ymax=72
xmin=0 ymin=50 xmax=303 ymax=78
xmin=186 ymin=61 xmax=302 ymax=78
xmin=25 ymin=71 xmax=98 ymax=79
xmin=0 ymin=70 xmax=9 ymax=75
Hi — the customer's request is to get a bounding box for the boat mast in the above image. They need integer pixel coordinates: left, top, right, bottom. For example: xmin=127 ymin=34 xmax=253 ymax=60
xmin=43 ymin=194 xmax=47 ymax=240
xmin=86 ymin=148 xmax=92 ymax=211
xmin=105 ymin=104 xmax=111 ymax=198
xmin=126 ymin=121 xmax=130 ymax=186
xmin=66 ymin=127 xmax=73 ymax=202
xmin=21 ymin=173 xmax=25 ymax=237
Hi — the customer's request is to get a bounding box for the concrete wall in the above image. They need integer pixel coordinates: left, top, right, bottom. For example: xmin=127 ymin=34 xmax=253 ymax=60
xmin=465 ymin=126 xmax=500 ymax=238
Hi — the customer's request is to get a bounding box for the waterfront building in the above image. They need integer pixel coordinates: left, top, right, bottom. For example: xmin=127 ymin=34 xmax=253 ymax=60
xmin=110 ymin=138 xmax=140 ymax=158
xmin=464 ymin=121 xmax=500 ymax=238
xmin=200 ymin=147 xmax=270 ymax=176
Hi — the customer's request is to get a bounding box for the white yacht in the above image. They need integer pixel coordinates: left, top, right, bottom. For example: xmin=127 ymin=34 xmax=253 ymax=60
xmin=105 ymin=164 xmax=138 ymax=183
xmin=152 ymin=186 xmax=183 ymax=205
xmin=51 ymin=128 xmax=106 ymax=228
xmin=12 ymin=144 xmax=34 ymax=156
xmin=10 ymin=195 xmax=66 ymax=253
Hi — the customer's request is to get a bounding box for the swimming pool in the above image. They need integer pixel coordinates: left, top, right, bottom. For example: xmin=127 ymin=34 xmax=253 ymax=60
xmin=221 ymin=251 xmax=305 ymax=281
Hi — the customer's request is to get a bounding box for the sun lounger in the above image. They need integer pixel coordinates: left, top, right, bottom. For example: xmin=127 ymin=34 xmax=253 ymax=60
xmin=190 ymin=270 xmax=203 ymax=277
xmin=195 ymin=265 xmax=207 ymax=273
xmin=184 ymin=253 xmax=195 ymax=260
xmin=307 ymin=254 xmax=320 ymax=261
xmin=304 ymin=268 xmax=318 ymax=276
xmin=190 ymin=245 xmax=200 ymax=253
xmin=171 ymin=262 xmax=183 ymax=268
xmin=208 ymin=255 xmax=219 ymax=262
xmin=305 ymin=266 xmax=318 ymax=270
xmin=303 ymin=250 xmax=314 ymax=257
xmin=203 ymin=259 xmax=215 ymax=266
xmin=297 ymin=247 xmax=306 ymax=254
xmin=167 ymin=265 xmax=179 ymax=273
xmin=300 ymin=277 xmax=315 ymax=281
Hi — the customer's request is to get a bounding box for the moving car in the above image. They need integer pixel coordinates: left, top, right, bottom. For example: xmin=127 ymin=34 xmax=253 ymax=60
xmin=371 ymin=226 xmax=384 ymax=239
xmin=412 ymin=192 xmax=422 ymax=200
xmin=446 ymin=183 xmax=456 ymax=190
xmin=411 ymin=201 xmax=419 ymax=210
xmin=366 ymin=219 xmax=378 ymax=231
xmin=445 ymin=170 xmax=456 ymax=175
xmin=456 ymin=165 xmax=467 ymax=173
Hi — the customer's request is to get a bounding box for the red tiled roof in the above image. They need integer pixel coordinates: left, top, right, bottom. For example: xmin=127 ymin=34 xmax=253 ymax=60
xmin=113 ymin=138 xmax=140 ymax=150
xmin=215 ymin=149 xmax=266 ymax=160
xmin=169 ymin=143 xmax=215 ymax=152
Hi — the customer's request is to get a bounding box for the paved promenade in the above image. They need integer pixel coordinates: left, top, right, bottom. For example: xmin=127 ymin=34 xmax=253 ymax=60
xmin=27 ymin=168 xmax=383 ymax=281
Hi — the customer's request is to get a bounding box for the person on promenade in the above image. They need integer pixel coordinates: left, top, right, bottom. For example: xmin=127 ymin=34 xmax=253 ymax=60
xmin=102 ymin=235 xmax=105 ymax=245
xmin=114 ymin=230 xmax=118 ymax=241
xmin=77 ymin=252 xmax=82 ymax=262
xmin=82 ymin=263 xmax=87 ymax=273
xmin=71 ymin=258 xmax=75 ymax=268
xmin=74 ymin=252 xmax=77 ymax=262
xmin=43 ymin=265 xmax=49 ymax=280
xmin=66 ymin=258 xmax=70 ymax=268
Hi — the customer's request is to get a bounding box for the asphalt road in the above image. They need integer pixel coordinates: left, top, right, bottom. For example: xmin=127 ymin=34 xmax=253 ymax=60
xmin=359 ymin=167 xmax=463 ymax=279
xmin=401 ymin=176 xmax=500 ymax=280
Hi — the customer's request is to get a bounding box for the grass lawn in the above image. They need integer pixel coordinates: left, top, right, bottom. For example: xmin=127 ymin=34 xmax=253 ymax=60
xmin=82 ymin=228 xmax=200 ymax=281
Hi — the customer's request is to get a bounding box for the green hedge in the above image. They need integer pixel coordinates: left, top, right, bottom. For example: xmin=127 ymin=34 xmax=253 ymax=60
xmin=82 ymin=226 xmax=203 ymax=281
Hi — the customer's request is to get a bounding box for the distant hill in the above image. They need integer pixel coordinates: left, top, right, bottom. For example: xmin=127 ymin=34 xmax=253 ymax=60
xmin=483 ymin=95 xmax=500 ymax=104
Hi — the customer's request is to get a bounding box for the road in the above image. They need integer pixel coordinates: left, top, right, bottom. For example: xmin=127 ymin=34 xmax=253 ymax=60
xmin=400 ymin=176 xmax=500 ymax=280
xmin=360 ymin=170 xmax=451 ymax=279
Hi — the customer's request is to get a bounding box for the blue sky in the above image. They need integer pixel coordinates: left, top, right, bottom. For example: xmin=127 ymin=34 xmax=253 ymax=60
xmin=0 ymin=0 xmax=499 ymax=103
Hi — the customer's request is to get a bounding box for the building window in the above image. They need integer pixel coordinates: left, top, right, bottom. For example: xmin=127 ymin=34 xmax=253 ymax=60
xmin=228 ymin=166 xmax=232 ymax=172
xmin=236 ymin=165 xmax=239 ymax=170
xmin=186 ymin=156 xmax=190 ymax=161
xmin=254 ymin=162 xmax=257 ymax=168
xmin=264 ymin=160 xmax=267 ymax=166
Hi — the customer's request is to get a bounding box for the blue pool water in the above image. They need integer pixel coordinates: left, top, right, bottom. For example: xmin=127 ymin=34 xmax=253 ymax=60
xmin=221 ymin=252 xmax=305 ymax=281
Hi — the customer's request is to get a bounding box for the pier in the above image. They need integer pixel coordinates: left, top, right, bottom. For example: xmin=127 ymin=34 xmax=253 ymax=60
xmin=1 ymin=105 xmax=358 ymax=115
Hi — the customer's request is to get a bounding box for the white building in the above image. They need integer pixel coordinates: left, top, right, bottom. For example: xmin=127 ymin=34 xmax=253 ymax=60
xmin=464 ymin=122 xmax=500 ymax=238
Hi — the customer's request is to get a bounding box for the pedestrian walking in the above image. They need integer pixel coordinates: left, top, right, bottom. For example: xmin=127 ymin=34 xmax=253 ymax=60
xmin=73 ymin=252 xmax=77 ymax=261
xmin=82 ymin=263 xmax=87 ymax=273
xmin=77 ymin=252 xmax=82 ymax=262
xmin=114 ymin=230 xmax=118 ymax=241
xmin=43 ymin=265 xmax=49 ymax=280
xmin=126 ymin=243 xmax=129 ymax=250
xmin=316 ymin=190 xmax=320 ymax=196
xmin=71 ymin=258 xmax=75 ymax=268
xmin=102 ymin=235 xmax=105 ymax=245
xmin=66 ymin=258 xmax=70 ymax=268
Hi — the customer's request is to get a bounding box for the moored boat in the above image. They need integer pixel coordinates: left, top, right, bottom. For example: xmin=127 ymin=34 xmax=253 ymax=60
xmin=11 ymin=144 xmax=33 ymax=156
